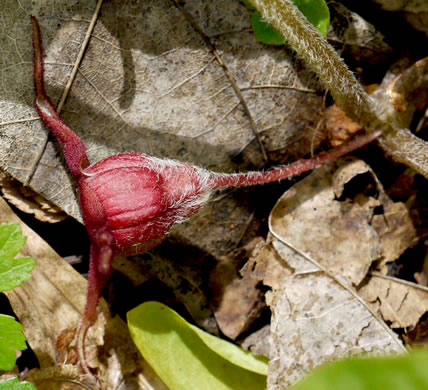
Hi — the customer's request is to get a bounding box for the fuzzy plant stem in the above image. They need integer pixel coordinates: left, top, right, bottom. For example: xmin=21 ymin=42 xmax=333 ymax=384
xmin=210 ymin=130 xmax=381 ymax=188
xmin=248 ymin=0 xmax=428 ymax=178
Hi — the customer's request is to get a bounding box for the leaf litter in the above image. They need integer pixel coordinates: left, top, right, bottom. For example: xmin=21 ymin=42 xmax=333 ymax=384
xmin=238 ymin=158 xmax=427 ymax=388
xmin=0 ymin=0 xmax=427 ymax=388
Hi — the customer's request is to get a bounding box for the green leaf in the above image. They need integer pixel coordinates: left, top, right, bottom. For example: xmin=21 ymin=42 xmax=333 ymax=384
xmin=251 ymin=11 xmax=285 ymax=46
xmin=0 ymin=315 xmax=27 ymax=370
xmin=0 ymin=377 xmax=37 ymax=390
xmin=247 ymin=0 xmax=330 ymax=45
xmin=294 ymin=350 xmax=428 ymax=390
xmin=293 ymin=0 xmax=330 ymax=37
xmin=0 ymin=223 xmax=36 ymax=292
xmin=127 ymin=301 xmax=267 ymax=390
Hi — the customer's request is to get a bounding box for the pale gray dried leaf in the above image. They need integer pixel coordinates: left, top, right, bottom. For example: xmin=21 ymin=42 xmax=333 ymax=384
xmin=269 ymin=159 xmax=381 ymax=286
xmin=269 ymin=158 xmax=416 ymax=284
xmin=0 ymin=0 xmax=323 ymax=256
xmin=240 ymin=324 xmax=271 ymax=359
xmin=262 ymin=159 xmax=413 ymax=388
xmin=263 ymin=239 xmax=406 ymax=388
xmin=264 ymin=239 xmax=404 ymax=389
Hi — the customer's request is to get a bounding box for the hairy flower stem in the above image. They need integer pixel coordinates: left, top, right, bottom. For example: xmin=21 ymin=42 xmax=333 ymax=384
xmin=248 ymin=0 xmax=428 ymax=178
xmin=209 ymin=130 xmax=381 ymax=188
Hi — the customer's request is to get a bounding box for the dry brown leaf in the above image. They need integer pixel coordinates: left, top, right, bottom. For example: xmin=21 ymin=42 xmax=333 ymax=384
xmin=404 ymin=318 xmax=428 ymax=345
xmin=371 ymin=202 xmax=418 ymax=269
xmin=386 ymin=57 xmax=428 ymax=113
xmin=325 ymin=104 xmax=363 ymax=147
xmin=0 ymin=0 xmax=324 ymax=257
xmin=0 ymin=170 xmax=66 ymax=223
xmin=328 ymin=2 xmax=393 ymax=63
xmin=209 ymin=238 xmax=266 ymax=339
xmin=359 ymin=274 xmax=428 ymax=329
xmin=262 ymin=159 xmax=411 ymax=388
xmin=0 ymin=196 xmax=167 ymax=389
xmin=270 ymin=159 xmax=379 ymax=286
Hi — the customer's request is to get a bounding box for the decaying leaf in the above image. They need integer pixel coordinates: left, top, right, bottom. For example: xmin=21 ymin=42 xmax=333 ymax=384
xmin=328 ymin=2 xmax=393 ymax=63
xmin=209 ymin=238 xmax=266 ymax=340
xmin=386 ymin=57 xmax=428 ymax=113
xmin=246 ymin=158 xmax=417 ymax=388
xmin=270 ymin=159 xmax=375 ymax=286
xmin=0 ymin=196 xmax=167 ymax=389
xmin=0 ymin=170 xmax=66 ymax=223
xmin=261 ymin=239 xmax=405 ymax=388
xmin=325 ymin=104 xmax=363 ymax=147
xmin=359 ymin=274 xmax=428 ymax=329
xmin=0 ymin=0 xmax=324 ymax=259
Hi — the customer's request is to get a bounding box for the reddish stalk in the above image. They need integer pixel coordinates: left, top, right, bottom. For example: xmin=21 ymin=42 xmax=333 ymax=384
xmin=31 ymin=16 xmax=90 ymax=179
xmin=208 ymin=130 xmax=381 ymax=189
xmin=31 ymin=16 xmax=381 ymax=375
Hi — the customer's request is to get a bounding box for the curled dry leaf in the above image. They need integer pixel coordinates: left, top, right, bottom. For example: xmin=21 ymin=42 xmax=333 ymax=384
xmin=328 ymin=2 xmax=393 ymax=63
xmin=0 ymin=170 xmax=66 ymax=223
xmin=386 ymin=57 xmax=428 ymax=113
xmin=269 ymin=158 xmax=416 ymax=283
xmin=359 ymin=274 xmax=428 ymax=329
xmin=271 ymin=160 xmax=371 ymax=285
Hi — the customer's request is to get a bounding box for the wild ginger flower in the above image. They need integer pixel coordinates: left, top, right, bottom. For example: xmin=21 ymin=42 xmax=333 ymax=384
xmin=31 ymin=16 xmax=380 ymax=374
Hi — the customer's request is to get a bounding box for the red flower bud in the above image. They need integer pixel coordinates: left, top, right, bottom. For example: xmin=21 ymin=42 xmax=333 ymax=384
xmin=31 ymin=16 xmax=380 ymax=375
xmin=79 ymin=153 xmax=214 ymax=257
